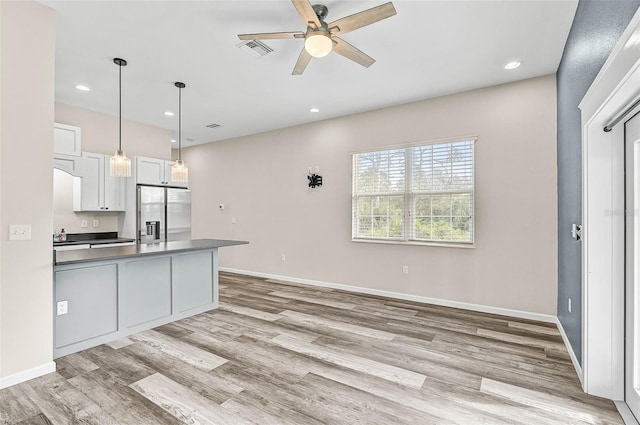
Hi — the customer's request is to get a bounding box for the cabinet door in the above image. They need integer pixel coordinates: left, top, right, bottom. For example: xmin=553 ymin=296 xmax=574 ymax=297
xmin=104 ymin=169 xmax=126 ymax=211
xmin=74 ymin=153 xmax=104 ymax=211
xmin=136 ymin=156 xmax=166 ymax=185
xmin=166 ymin=160 xmax=189 ymax=188
xmin=54 ymin=123 xmax=82 ymax=156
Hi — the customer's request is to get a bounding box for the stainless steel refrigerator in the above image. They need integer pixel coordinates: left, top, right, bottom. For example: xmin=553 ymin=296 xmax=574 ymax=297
xmin=137 ymin=185 xmax=191 ymax=244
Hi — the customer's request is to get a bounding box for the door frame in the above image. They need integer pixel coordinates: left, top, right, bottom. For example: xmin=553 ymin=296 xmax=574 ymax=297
xmin=625 ymin=114 xmax=640 ymax=420
xmin=581 ymin=8 xmax=640 ymax=401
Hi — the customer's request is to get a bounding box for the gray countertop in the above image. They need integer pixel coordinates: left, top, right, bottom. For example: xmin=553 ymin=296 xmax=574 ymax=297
xmin=54 ymin=239 xmax=249 ymax=266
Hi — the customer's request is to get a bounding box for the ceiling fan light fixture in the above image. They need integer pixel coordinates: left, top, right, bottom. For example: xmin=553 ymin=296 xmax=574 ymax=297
xmin=304 ymin=32 xmax=332 ymax=58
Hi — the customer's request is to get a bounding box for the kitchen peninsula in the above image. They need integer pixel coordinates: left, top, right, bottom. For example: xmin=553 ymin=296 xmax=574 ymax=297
xmin=53 ymin=239 xmax=248 ymax=358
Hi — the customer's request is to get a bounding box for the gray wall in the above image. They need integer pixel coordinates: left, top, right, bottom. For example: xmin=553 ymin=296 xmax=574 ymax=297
xmin=557 ymin=0 xmax=639 ymax=365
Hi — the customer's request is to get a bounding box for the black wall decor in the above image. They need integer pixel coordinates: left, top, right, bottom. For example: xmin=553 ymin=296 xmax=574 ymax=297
xmin=308 ymin=173 xmax=322 ymax=188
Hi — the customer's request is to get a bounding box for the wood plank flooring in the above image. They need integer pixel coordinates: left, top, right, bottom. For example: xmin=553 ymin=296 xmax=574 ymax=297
xmin=0 ymin=271 xmax=624 ymax=424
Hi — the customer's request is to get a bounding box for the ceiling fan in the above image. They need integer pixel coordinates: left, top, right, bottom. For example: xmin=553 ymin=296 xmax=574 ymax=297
xmin=238 ymin=0 xmax=396 ymax=75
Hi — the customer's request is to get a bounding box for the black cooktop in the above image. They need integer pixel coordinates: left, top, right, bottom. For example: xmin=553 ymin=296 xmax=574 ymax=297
xmin=53 ymin=231 xmax=135 ymax=246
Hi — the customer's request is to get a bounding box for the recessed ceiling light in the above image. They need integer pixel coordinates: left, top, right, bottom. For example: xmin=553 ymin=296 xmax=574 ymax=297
xmin=75 ymin=84 xmax=90 ymax=91
xmin=170 ymin=139 xmax=177 ymax=143
xmin=310 ymin=108 xmax=320 ymax=113
xmin=504 ymin=61 xmax=521 ymax=70
xmin=164 ymin=111 xmax=175 ymax=117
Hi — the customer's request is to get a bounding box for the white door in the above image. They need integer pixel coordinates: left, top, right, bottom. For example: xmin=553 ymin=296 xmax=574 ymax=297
xmin=625 ymin=112 xmax=640 ymax=420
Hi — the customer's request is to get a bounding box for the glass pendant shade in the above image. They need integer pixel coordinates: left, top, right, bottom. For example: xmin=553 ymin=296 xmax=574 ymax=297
xmin=110 ymin=149 xmax=131 ymax=177
xmin=171 ymin=159 xmax=188 ymax=183
xmin=305 ymin=32 xmax=332 ymax=58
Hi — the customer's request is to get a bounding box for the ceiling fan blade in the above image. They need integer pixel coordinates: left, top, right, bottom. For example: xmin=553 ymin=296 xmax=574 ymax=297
xmin=292 ymin=47 xmax=312 ymax=75
xmin=238 ymin=32 xmax=304 ymax=40
xmin=328 ymin=2 xmax=396 ymax=35
xmin=332 ymin=37 xmax=375 ymax=68
xmin=291 ymin=0 xmax=321 ymax=28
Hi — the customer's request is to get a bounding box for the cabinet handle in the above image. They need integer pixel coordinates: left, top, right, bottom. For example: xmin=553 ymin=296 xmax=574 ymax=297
xmin=105 ymin=207 xmax=109 ymax=210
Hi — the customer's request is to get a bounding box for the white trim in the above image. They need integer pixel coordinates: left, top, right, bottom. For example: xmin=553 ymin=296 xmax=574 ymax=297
xmin=0 ymin=361 xmax=56 ymax=389
xmin=219 ymin=267 xmax=556 ymax=323
xmin=615 ymin=401 xmax=640 ymax=425
xmin=349 ymin=134 xmax=478 ymax=155
xmin=351 ymin=238 xmax=475 ymax=249
xmin=555 ymin=317 xmax=584 ymax=385
xmin=580 ymin=7 xmax=640 ymax=400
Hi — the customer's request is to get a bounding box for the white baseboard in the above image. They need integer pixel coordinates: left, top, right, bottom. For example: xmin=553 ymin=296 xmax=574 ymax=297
xmin=0 ymin=361 xmax=56 ymax=389
xmin=555 ymin=317 xmax=584 ymax=385
xmin=615 ymin=401 xmax=639 ymax=425
xmin=219 ymin=267 xmax=557 ymax=323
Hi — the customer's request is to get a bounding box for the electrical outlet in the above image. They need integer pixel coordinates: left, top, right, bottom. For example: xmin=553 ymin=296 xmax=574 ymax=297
xmin=568 ymin=298 xmax=572 ymax=313
xmin=80 ymin=220 xmax=88 ymax=228
xmin=231 ymin=217 xmax=237 ymax=224
xmin=9 ymin=224 xmax=31 ymax=241
xmin=315 ymin=165 xmax=320 ymax=173
xmin=281 ymin=254 xmax=286 ymax=262
xmin=402 ymin=265 xmax=409 ymax=275
xmin=57 ymin=300 xmax=68 ymax=316
xmin=92 ymin=219 xmax=99 ymax=228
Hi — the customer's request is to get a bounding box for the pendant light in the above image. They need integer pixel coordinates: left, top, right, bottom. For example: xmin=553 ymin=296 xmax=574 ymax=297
xmin=171 ymin=82 xmax=188 ymax=183
xmin=110 ymin=58 xmax=131 ymax=177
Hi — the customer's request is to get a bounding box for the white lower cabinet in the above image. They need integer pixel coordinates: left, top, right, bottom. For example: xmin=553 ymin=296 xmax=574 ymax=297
xmin=73 ymin=152 xmax=126 ymax=211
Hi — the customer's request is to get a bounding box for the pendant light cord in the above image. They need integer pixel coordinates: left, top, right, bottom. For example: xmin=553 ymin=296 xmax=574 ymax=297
xmin=118 ymin=62 xmax=122 ymax=152
xmin=178 ymin=85 xmax=182 ymax=160
xmin=175 ymin=82 xmax=186 ymax=161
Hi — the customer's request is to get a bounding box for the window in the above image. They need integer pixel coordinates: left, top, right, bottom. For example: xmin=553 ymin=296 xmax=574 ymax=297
xmin=352 ymin=139 xmax=474 ymax=245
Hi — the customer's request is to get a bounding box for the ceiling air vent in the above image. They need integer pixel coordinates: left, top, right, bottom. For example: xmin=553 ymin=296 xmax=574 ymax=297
xmin=237 ymin=40 xmax=274 ymax=58
xmin=206 ymin=123 xmax=221 ymax=129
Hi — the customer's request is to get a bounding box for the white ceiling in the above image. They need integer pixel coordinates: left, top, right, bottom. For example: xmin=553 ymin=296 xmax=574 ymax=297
xmin=42 ymin=0 xmax=578 ymax=148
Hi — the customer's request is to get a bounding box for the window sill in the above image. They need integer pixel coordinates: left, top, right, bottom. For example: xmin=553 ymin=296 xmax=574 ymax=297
xmin=351 ymin=238 xmax=475 ymax=249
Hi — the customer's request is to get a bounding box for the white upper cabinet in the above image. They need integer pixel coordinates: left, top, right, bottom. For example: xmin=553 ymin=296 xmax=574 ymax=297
xmin=74 ymin=152 xmax=125 ymax=211
xmin=136 ymin=156 xmax=165 ymax=185
xmin=54 ymin=123 xmax=82 ymax=156
xmin=136 ymin=156 xmax=188 ymax=188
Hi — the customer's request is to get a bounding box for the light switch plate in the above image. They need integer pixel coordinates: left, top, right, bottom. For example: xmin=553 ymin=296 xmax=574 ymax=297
xmin=9 ymin=224 xmax=31 ymax=241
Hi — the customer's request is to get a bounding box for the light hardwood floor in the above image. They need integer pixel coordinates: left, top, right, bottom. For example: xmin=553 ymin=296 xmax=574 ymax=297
xmin=0 ymin=272 xmax=624 ymax=424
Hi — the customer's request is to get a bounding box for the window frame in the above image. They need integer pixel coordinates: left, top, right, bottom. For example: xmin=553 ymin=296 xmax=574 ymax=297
xmin=351 ymin=137 xmax=476 ymax=248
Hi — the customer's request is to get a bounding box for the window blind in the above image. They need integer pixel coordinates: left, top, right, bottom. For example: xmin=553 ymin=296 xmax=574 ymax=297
xmin=352 ymin=140 xmax=474 ymax=244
